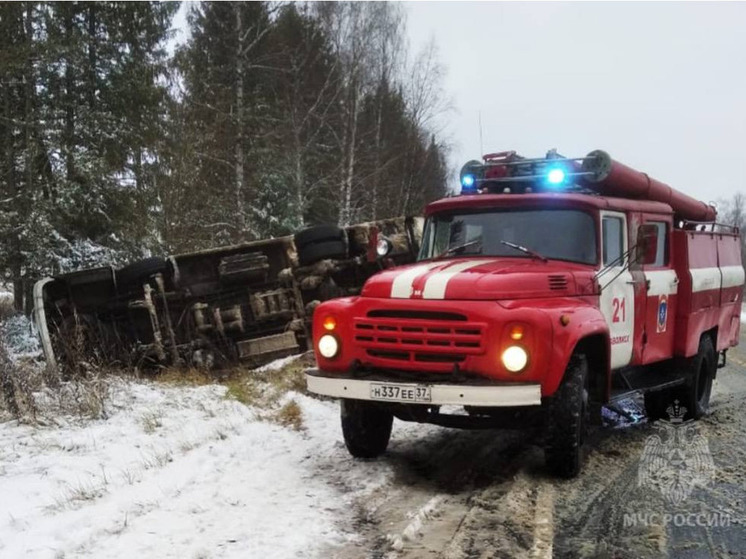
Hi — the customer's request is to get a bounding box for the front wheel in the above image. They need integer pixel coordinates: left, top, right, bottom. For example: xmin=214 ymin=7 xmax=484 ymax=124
xmin=341 ymin=399 xmax=393 ymax=458
xmin=544 ymin=353 xmax=589 ymax=478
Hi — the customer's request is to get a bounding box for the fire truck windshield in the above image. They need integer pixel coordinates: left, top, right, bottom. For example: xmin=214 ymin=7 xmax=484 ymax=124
xmin=419 ymin=209 xmax=597 ymax=265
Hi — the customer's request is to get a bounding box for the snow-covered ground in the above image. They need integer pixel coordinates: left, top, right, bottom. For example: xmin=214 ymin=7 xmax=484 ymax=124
xmin=3 ymin=298 xmax=743 ymax=558
xmin=0 ymin=374 xmax=416 ymax=558
xmin=0 ymin=305 xmax=439 ymax=559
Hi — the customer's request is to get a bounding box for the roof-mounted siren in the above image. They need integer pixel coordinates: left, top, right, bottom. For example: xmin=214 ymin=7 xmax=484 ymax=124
xmin=459 ymin=160 xmax=484 ymax=193
xmin=543 ymin=149 xmax=571 ymax=188
xmin=580 ymin=150 xmax=716 ymax=222
xmin=459 ymin=149 xmax=592 ymax=194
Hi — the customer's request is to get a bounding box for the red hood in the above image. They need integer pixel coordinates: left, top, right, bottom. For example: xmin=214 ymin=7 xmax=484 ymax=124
xmin=361 ymin=257 xmax=597 ymax=300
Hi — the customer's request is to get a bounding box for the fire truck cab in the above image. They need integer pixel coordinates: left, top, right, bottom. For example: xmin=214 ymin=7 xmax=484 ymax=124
xmin=305 ymin=149 xmax=744 ymax=477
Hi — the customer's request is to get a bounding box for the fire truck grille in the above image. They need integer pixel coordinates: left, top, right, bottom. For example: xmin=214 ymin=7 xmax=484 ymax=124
xmin=354 ymin=313 xmax=485 ymax=364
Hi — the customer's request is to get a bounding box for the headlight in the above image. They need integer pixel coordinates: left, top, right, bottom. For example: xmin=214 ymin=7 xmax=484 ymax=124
xmin=501 ymin=345 xmax=528 ymax=372
xmin=376 ymin=237 xmax=392 ymax=257
xmin=318 ymin=334 xmax=339 ymax=359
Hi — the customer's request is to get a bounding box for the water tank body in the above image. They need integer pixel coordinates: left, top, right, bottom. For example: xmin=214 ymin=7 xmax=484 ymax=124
xmin=581 ymin=150 xmax=716 ymax=222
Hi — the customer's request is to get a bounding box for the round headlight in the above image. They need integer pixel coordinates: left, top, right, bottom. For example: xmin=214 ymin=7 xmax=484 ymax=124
xmin=501 ymin=345 xmax=528 ymax=372
xmin=318 ymin=334 xmax=339 ymax=359
xmin=376 ymin=237 xmax=392 ymax=257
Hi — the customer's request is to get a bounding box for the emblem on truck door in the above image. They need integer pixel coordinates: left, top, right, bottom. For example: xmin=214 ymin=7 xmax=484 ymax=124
xmin=657 ymin=294 xmax=668 ymax=333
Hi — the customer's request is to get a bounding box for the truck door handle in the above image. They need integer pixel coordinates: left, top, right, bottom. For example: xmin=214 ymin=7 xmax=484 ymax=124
xmin=626 ymin=279 xmax=650 ymax=289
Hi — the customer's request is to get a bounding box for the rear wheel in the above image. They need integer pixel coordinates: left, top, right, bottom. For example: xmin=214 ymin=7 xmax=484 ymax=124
xmin=683 ymin=335 xmax=715 ymax=420
xmin=294 ymin=224 xmax=345 ymax=250
xmin=644 ymin=336 xmax=715 ymax=422
xmin=295 ymin=224 xmax=348 ymax=266
xmin=341 ymin=399 xmax=393 ymax=458
xmin=298 ymin=239 xmax=347 ymax=266
xmin=544 ymin=353 xmax=589 ymax=478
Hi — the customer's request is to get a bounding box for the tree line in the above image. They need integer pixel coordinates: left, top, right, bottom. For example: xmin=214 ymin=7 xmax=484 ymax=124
xmin=0 ymin=2 xmax=450 ymax=311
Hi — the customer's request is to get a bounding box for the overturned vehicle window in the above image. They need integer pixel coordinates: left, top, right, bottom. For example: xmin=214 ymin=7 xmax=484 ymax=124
xmin=419 ymin=209 xmax=597 ymax=264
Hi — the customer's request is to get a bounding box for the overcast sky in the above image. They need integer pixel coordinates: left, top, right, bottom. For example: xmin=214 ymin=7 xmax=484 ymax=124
xmin=405 ymin=1 xmax=746 ymax=203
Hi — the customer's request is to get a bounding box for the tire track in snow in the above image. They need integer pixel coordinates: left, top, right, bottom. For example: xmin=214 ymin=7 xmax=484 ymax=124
xmin=529 ymin=484 xmax=554 ymax=559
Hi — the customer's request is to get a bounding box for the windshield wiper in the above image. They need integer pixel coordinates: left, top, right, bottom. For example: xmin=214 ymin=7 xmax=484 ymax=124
xmin=435 ymin=239 xmax=482 ymax=259
xmin=500 ymin=240 xmax=548 ymax=263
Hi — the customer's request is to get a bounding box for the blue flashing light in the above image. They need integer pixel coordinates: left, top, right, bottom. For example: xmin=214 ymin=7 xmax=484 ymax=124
xmin=546 ymin=167 xmax=566 ymax=186
xmin=461 ymin=174 xmax=475 ymax=189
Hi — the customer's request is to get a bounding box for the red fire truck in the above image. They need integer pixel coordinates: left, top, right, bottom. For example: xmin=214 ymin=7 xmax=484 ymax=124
xmin=305 ymin=149 xmax=744 ymax=477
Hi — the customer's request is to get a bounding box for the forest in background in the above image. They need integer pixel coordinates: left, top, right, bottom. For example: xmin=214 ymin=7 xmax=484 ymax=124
xmin=0 ymin=2 xmax=450 ymax=311
xmin=3 ymin=2 xmax=745 ymax=316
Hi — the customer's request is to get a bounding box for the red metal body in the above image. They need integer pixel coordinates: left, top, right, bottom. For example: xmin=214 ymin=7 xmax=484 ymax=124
xmin=311 ymin=151 xmax=743 ymax=405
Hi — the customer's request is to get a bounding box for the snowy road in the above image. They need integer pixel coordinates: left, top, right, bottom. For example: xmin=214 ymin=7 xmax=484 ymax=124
xmin=325 ymin=341 xmax=746 ymax=559
xmin=2 ymin=346 xmax=745 ymax=558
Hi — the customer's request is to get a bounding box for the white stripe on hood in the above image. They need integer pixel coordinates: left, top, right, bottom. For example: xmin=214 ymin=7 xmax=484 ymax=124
xmin=390 ymin=262 xmax=441 ymax=298
xmin=421 ymin=260 xmax=492 ymax=299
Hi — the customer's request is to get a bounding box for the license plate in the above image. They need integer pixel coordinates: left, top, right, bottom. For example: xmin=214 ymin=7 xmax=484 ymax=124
xmin=370 ymin=382 xmax=431 ymax=403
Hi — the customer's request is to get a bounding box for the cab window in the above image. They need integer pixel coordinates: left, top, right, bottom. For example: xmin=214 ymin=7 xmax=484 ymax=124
xmin=602 ymin=216 xmax=624 ymax=266
xmin=419 ymin=209 xmax=597 ymax=264
xmin=638 ymin=222 xmax=667 ymax=267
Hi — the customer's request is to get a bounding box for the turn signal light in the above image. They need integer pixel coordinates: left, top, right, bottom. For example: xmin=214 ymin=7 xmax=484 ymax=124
xmin=322 ymin=316 xmax=337 ymax=331
xmin=509 ymin=325 xmax=524 ymax=341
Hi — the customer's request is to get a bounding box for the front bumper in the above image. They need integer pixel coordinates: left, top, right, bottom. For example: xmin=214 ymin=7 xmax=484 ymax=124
xmin=306 ymin=369 xmax=542 ymax=407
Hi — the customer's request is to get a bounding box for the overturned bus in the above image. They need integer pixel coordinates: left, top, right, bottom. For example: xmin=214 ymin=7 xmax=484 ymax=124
xmin=33 ymin=218 xmax=422 ymax=372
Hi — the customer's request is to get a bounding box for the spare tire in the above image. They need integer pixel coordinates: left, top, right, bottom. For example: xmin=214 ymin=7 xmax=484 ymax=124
xmin=298 ymin=240 xmax=347 ymax=266
xmin=294 ymin=224 xmax=346 ymax=250
xmin=117 ymin=257 xmax=168 ymax=289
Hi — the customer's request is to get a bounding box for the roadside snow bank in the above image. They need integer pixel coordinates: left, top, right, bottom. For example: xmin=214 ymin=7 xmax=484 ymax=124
xmin=0 ymin=376 xmax=401 ymax=558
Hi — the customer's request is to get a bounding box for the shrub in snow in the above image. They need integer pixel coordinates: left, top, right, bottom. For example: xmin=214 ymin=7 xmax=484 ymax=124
xmin=1 ymin=314 xmax=41 ymax=362
xmin=1 ymin=313 xmax=111 ymax=423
